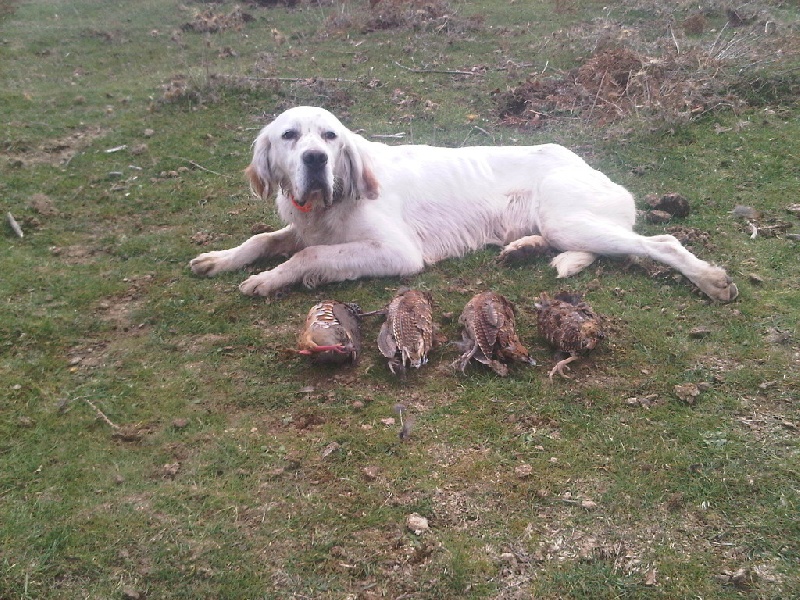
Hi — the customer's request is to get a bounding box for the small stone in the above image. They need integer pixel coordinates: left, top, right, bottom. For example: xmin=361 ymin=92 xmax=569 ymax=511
xmin=689 ymin=327 xmax=712 ymax=339
xmin=650 ymin=193 xmax=690 ymax=217
xmin=674 ymin=383 xmax=700 ymax=404
xmin=172 ymin=418 xmax=189 ymax=429
xmin=122 ymin=587 xmax=141 ymax=600
xmin=406 ymin=513 xmax=429 ymax=534
xmin=362 ymin=466 xmax=380 ymax=481
xmin=645 ymin=209 xmax=672 ymax=224
xmin=499 ymin=552 xmax=516 ymax=562
xmin=162 ymin=462 xmax=180 ymax=479
xmin=581 ymin=499 xmax=597 ymax=510
xmin=515 ymin=463 xmax=534 ymax=478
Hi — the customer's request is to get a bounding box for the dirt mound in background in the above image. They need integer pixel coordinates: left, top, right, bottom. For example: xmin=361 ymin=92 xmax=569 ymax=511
xmin=495 ymin=16 xmax=799 ymax=129
xmin=495 ymin=45 xmax=736 ymax=127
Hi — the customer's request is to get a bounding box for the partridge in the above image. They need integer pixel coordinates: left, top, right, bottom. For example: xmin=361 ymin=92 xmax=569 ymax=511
xmin=297 ymin=300 xmax=362 ymax=364
xmin=535 ymin=291 xmax=603 ymax=379
xmin=454 ymin=291 xmax=535 ymax=376
xmin=377 ymin=289 xmax=434 ymax=376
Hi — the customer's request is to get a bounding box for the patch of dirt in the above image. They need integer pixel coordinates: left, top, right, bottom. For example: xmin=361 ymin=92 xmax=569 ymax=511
xmin=94 ymin=274 xmax=155 ymax=333
xmin=48 ymin=244 xmax=103 ymax=265
xmin=67 ymin=340 xmax=111 ymax=370
xmin=28 ymin=193 xmax=60 ymax=216
xmin=2 ymin=126 xmax=108 ymax=167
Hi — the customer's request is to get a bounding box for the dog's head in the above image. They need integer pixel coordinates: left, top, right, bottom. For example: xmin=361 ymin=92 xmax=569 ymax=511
xmin=246 ymin=106 xmax=379 ymax=211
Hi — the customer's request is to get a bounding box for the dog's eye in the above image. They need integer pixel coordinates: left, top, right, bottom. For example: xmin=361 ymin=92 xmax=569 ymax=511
xmin=322 ymin=131 xmax=337 ymax=141
xmin=281 ymin=129 xmax=298 ymax=141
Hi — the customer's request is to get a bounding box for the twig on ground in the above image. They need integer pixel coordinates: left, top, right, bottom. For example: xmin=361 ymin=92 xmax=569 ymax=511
xmin=84 ymin=398 xmax=120 ymax=430
xmin=7 ymin=212 xmax=24 ymax=238
xmin=394 ymin=61 xmax=477 ymax=76
xmin=177 ymin=157 xmax=226 ymax=177
xmin=587 ymin=70 xmax=608 ymax=121
xmin=669 ymin=24 xmax=680 ymax=54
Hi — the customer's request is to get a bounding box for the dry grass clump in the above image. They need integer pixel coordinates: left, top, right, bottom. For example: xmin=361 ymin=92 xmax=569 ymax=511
xmin=325 ymin=0 xmax=483 ymax=36
xmin=181 ymin=6 xmax=255 ymax=34
xmin=495 ymin=15 xmax=799 ymax=127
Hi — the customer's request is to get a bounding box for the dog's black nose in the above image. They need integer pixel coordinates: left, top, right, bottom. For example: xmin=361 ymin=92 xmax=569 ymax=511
xmin=302 ymin=150 xmax=328 ymax=169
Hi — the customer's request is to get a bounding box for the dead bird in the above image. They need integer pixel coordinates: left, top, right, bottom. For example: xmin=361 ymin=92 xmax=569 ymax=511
xmin=453 ymin=291 xmax=535 ymax=376
xmin=376 ymin=289 xmax=434 ymax=376
xmin=297 ymin=300 xmax=361 ymax=364
xmin=535 ymin=291 xmax=604 ymax=379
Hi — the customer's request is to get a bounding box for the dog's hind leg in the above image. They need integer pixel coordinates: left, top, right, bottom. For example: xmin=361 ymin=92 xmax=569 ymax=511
xmin=550 ymin=251 xmax=598 ymax=278
xmin=547 ymin=223 xmax=737 ymax=302
xmin=632 ymin=233 xmax=738 ymax=302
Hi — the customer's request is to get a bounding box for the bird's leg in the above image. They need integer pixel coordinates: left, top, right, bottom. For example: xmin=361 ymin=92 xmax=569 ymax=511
xmin=548 ymin=355 xmax=578 ymax=380
xmin=452 ymin=339 xmax=478 ymax=373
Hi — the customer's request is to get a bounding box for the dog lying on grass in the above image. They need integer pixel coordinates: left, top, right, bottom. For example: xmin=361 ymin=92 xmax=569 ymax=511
xmin=190 ymin=106 xmax=738 ymax=303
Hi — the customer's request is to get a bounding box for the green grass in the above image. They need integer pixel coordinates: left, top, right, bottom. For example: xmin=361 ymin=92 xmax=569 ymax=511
xmin=2 ymin=0 xmax=799 ymax=598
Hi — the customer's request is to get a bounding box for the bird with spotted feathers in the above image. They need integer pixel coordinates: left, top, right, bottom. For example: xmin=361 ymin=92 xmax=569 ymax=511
xmin=453 ymin=291 xmax=535 ymax=376
xmin=535 ymin=291 xmax=604 ymax=379
xmin=376 ymin=289 xmax=435 ymax=376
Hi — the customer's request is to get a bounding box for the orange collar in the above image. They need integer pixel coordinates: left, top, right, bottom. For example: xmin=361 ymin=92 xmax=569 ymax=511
xmin=289 ymin=193 xmax=313 ymax=213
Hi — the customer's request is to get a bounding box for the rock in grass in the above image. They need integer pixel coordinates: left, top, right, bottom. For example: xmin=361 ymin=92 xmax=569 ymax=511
xmin=406 ymin=513 xmax=429 ymax=534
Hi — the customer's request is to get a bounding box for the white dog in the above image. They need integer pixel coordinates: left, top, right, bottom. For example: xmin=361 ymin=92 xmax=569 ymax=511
xmin=190 ymin=106 xmax=738 ymax=302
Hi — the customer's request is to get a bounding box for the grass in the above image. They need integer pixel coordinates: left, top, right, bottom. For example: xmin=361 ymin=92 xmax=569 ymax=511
xmin=2 ymin=0 xmax=799 ymax=598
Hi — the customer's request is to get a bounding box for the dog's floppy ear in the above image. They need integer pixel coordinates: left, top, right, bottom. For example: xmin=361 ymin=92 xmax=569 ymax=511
xmin=245 ymin=132 xmax=273 ymax=200
xmin=341 ymin=135 xmax=380 ymax=201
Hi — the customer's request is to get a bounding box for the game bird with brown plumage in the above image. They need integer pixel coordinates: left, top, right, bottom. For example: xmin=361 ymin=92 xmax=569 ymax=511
xmin=454 ymin=291 xmax=535 ymax=376
xmin=376 ymin=289 xmax=434 ymax=376
xmin=297 ymin=300 xmax=362 ymax=364
xmin=535 ymin=291 xmax=604 ymax=379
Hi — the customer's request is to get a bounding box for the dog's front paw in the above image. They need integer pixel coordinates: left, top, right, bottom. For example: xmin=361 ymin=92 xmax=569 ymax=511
xmin=239 ymin=273 xmax=280 ymax=297
xmin=190 ymin=251 xmax=232 ymax=277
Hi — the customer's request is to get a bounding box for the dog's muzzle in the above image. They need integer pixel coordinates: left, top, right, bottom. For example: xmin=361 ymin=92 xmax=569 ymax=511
xmin=298 ymin=149 xmax=333 ymax=207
